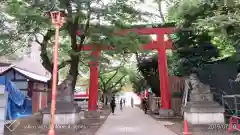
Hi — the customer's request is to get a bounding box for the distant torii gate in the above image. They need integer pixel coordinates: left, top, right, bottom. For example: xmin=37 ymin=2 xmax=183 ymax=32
xmin=76 ymin=45 xmax=111 ymax=111
xmin=78 ymin=27 xmax=175 ymax=111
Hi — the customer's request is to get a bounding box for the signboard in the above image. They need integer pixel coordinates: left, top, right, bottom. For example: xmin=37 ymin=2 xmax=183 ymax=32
xmin=74 ymin=86 xmax=87 ymax=94
xmin=74 ymin=86 xmax=88 ymax=99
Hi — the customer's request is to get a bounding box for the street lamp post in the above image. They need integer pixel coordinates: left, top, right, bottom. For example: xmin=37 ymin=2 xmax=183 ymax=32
xmin=48 ymin=10 xmax=65 ymax=135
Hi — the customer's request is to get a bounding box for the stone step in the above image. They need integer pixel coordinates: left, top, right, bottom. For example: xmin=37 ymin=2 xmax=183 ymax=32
xmin=153 ymin=115 xmax=182 ymax=119
xmin=187 ymin=107 xmax=225 ymax=113
xmin=186 ymin=102 xmax=221 ymax=107
xmin=187 ymin=101 xmax=220 ymax=105
xmin=187 ymin=104 xmax=221 ymax=108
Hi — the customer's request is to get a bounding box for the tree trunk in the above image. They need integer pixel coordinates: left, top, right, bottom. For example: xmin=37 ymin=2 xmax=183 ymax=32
xmin=68 ymin=18 xmax=80 ymax=91
xmin=105 ymin=96 xmax=108 ymax=106
xmin=157 ymin=0 xmax=165 ymax=22
xmin=102 ymin=93 xmax=109 ymax=107
xmin=69 ymin=55 xmax=79 ymax=91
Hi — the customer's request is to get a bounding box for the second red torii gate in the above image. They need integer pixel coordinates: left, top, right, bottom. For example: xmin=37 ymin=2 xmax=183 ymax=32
xmin=77 ymin=45 xmax=111 ymax=111
xmin=78 ymin=27 xmax=175 ymax=111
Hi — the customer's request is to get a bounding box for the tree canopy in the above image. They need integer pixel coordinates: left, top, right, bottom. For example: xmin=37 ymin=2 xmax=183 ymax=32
xmin=1 ymin=0 xmax=153 ymax=89
xmin=133 ymin=0 xmax=240 ymax=96
xmin=3 ymin=0 xmax=240 ymax=97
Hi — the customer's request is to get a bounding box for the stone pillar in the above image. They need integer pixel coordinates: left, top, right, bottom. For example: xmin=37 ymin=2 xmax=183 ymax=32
xmin=148 ymin=94 xmax=153 ymax=111
xmin=150 ymin=95 xmax=159 ymax=114
xmin=0 ymin=76 xmax=6 ymax=135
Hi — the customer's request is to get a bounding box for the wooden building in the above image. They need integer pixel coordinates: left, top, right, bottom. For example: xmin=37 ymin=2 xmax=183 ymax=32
xmin=0 ymin=65 xmax=50 ymax=113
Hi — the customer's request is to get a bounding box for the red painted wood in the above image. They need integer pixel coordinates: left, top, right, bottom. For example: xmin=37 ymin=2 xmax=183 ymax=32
xmin=88 ymin=50 xmax=100 ymax=111
xmin=157 ymin=37 xmax=171 ymax=109
xmin=142 ymin=40 xmax=173 ymax=50
xmin=79 ymin=41 xmax=173 ymax=51
xmin=41 ymin=92 xmax=47 ymax=109
xmin=74 ymin=94 xmax=88 ymax=97
xmin=33 ymin=92 xmax=39 ymax=113
xmin=28 ymin=81 xmax=36 ymax=113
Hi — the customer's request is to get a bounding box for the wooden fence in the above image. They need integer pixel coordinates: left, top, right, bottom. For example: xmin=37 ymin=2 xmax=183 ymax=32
xmin=169 ymin=76 xmax=185 ymax=115
xmin=149 ymin=76 xmax=185 ymax=115
xmin=169 ymin=76 xmax=185 ymax=94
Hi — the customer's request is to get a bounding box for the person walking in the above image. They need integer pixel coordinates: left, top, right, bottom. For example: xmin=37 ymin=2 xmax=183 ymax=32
xmin=110 ymin=97 xmax=116 ymax=114
xmin=142 ymin=97 xmax=148 ymax=114
xmin=131 ymin=97 xmax=134 ymax=108
xmin=120 ymin=98 xmax=123 ymax=111
xmin=123 ymin=99 xmax=126 ymax=106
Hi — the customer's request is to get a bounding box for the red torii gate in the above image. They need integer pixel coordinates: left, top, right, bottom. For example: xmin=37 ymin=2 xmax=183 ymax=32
xmin=77 ymin=45 xmax=111 ymax=111
xmin=78 ymin=27 xmax=175 ymax=111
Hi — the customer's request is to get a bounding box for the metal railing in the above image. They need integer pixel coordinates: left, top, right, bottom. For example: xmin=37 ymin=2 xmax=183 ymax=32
xmin=222 ymin=94 xmax=240 ymax=117
xmin=181 ymin=80 xmax=190 ymax=116
xmin=211 ymin=89 xmax=235 ymax=115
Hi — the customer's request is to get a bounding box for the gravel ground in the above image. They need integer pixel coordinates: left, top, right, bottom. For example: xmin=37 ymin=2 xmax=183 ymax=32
xmin=149 ymin=114 xmax=240 ymax=135
xmin=4 ymin=109 xmax=111 ymax=135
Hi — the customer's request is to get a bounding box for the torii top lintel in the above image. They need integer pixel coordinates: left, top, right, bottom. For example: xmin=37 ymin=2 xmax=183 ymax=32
xmin=78 ymin=27 xmax=175 ymax=51
xmin=117 ymin=27 xmax=175 ymax=35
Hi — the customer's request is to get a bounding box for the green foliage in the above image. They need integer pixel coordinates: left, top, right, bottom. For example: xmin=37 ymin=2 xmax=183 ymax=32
xmin=171 ymin=92 xmax=183 ymax=98
xmin=135 ymin=0 xmax=240 ymax=97
xmin=99 ymin=62 xmax=128 ymax=94
xmin=1 ymin=0 xmax=152 ymax=88
xmin=194 ymin=0 xmax=240 ymax=55
xmin=128 ymin=69 xmax=146 ymax=94
xmin=0 ymin=4 xmax=30 ymax=59
xmin=165 ymin=0 xmax=237 ymax=76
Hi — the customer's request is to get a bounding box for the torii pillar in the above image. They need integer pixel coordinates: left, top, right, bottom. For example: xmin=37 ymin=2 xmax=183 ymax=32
xmin=78 ymin=45 xmax=111 ymax=118
xmin=119 ymin=27 xmax=175 ymax=116
xmin=88 ymin=50 xmax=100 ymax=111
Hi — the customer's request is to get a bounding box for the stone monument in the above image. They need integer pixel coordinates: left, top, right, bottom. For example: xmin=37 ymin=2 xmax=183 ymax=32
xmin=42 ymin=75 xmax=82 ymax=125
xmin=183 ymin=74 xmax=225 ymax=124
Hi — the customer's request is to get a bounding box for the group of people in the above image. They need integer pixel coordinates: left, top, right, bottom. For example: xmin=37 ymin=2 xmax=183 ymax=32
xmin=110 ymin=96 xmax=148 ymax=114
xmin=110 ymin=96 xmax=134 ymax=114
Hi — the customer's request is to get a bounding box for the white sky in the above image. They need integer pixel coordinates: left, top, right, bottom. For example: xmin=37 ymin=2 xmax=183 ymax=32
xmin=110 ymin=0 xmax=168 ymax=67
xmin=136 ymin=0 xmax=167 ymax=23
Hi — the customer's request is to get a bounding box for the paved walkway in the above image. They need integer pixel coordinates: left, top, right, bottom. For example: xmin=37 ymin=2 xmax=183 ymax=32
xmin=95 ymin=106 xmax=178 ymax=135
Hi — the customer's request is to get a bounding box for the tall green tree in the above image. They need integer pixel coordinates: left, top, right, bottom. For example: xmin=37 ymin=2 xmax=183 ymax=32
xmin=194 ymin=0 xmax=238 ymax=55
xmin=2 ymin=0 xmax=151 ymax=90
xmin=165 ymin=0 xmax=222 ymax=76
xmin=99 ymin=63 xmax=128 ymax=105
xmin=129 ymin=69 xmax=146 ymax=94
xmin=0 ymin=6 xmax=28 ymax=60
